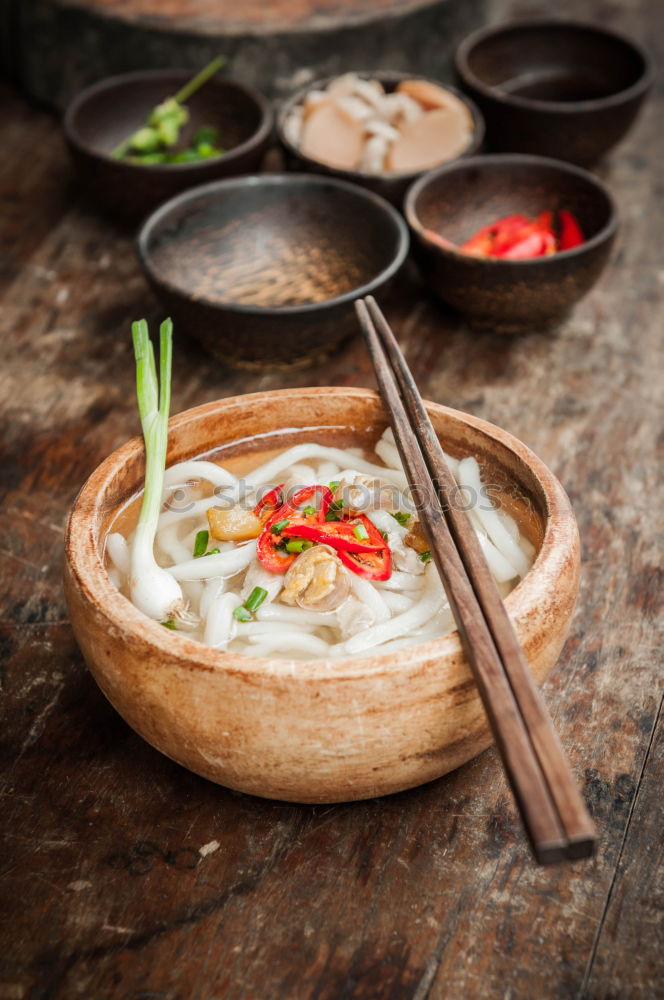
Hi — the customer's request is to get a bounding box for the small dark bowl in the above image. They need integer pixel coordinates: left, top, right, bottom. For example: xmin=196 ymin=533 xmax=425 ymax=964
xmin=137 ymin=173 xmax=410 ymax=368
xmin=455 ymin=20 xmax=653 ymax=166
xmin=276 ymin=71 xmax=484 ymax=207
xmin=64 ymin=70 xmax=273 ymax=224
xmin=405 ymin=154 xmax=617 ymax=333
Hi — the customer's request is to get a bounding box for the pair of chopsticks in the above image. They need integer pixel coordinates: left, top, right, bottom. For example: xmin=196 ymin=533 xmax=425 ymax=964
xmin=355 ymin=295 xmax=596 ymax=864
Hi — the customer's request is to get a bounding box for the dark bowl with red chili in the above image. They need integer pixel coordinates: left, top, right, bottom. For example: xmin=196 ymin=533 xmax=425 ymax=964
xmin=405 ymin=154 xmax=618 ymax=334
xmin=455 ymin=20 xmax=653 ymax=166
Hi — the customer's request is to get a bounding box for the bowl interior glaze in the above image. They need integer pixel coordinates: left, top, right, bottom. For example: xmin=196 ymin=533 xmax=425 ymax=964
xmin=139 ymin=174 xmax=409 ymax=312
xmin=459 ymin=21 xmax=651 ymax=108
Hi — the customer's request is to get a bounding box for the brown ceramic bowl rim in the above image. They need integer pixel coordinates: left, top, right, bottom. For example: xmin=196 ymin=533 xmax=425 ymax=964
xmin=65 ymin=386 xmax=578 ymax=682
xmin=63 ymin=68 xmax=274 ymax=172
xmin=455 ymin=18 xmax=654 ymax=114
xmin=136 ymin=172 xmax=410 ymax=316
xmin=276 ymin=70 xmax=485 ymax=181
xmin=404 ymin=153 xmax=619 ymax=266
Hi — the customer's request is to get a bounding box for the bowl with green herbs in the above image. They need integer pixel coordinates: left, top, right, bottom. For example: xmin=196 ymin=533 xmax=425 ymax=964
xmin=64 ymin=60 xmax=273 ymax=224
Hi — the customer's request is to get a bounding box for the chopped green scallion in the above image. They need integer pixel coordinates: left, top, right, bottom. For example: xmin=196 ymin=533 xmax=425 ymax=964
xmin=233 ymin=606 xmax=253 ymax=623
xmin=193 ymin=529 xmax=209 ymax=558
xmin=204 ymin=547 xmax=220 ymax=556
xmin=391 ymin=512 xmax=411 ymax=526
xmin=302 ymin=506 xmax=317 ymax=517
xmin=271 ymin=519 xmax=290 ymax=535
xmin=328 ymin=480 xmax=340 ymax=492
xmin=162 ymin=620 xmax=177 ymax=630
xmin=420 ymin=550 xmax=432 ymax=563
xmin=245 ymin=587 xmax=268 ymax=613
xmin=353 ymin=522 xmax=370 ymax=542
xmin=286 ymin=539 xmax=313 ymax=553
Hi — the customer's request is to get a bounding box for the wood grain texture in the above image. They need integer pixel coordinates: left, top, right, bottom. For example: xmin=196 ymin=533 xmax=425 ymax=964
xmin=1 ymin=0 xmax=663 ymax=995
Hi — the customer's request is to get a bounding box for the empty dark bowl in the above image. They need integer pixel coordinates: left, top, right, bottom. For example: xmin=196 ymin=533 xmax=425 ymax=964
xmin=455 ymin=20 xmax=653 ymax=165
xmin=277 ymin=71 xmax=484 ymax=206
xmin=405 ymin=154 xmax=617 ymax=333
xmin=64 ymin=70 xmax=273 ymax=224
xmin=137 ymin=173 xmax=410 ymax=368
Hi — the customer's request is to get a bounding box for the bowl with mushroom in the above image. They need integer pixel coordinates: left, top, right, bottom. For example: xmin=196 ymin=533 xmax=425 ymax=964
xmin=277 ymin=71 xmax=484 ymax=205
xmin=64 ymin=386 xmax=580 ymax=803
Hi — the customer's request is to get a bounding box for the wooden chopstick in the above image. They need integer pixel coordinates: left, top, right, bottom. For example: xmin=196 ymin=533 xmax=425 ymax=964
xmin=356 ymin=296 xmax=596 ymax=864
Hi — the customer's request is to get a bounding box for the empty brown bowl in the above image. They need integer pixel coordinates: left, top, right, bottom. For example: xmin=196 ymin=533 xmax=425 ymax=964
xmin=137 ymin=173 xmax=409 ymax=368
xmin=276 ymin=71 xmax=484 ymax=206
xmin=63 ymin=387 xmax=580 ymax=803
xmin=64 ymin=69 xmax=273 ymax=224
xmin=405 ymin=154 xmax=618 ymax=333
xmin=455 ymin=19 xmax=653 ymax=165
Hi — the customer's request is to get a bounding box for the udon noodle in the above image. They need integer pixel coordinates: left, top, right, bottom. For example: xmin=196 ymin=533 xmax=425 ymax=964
xmin=106 ymin=427 xmax=534 ymax=660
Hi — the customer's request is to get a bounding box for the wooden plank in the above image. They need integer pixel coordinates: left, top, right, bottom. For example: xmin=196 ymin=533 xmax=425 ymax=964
xmin=581 ymin=697 xmax=664 ymax=999
xmin=0 ymin=0 xmax=663 ymax=994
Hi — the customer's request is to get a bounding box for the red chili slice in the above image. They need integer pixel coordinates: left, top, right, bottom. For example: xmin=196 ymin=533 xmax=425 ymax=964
xmin=256 ymin=485 xmax=334 ymax=574
xmin=461 ymin=214 xmax=531 ymax=257
xmin=558 ymin=210 xmax=584 ymax=250
xmin=338 ymin=546 xmax=392 ymax=581
xmin=281 ymin=514 xmax=385 ymax=553
xmin=253 ymin=483 xmax=285 ymax=521
xmin=500 ymin=230 xmax=549 ymax=260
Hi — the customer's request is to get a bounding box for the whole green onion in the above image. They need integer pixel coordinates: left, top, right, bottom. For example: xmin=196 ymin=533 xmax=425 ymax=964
xmin=129 ymin=319 xmax=185 ymax=623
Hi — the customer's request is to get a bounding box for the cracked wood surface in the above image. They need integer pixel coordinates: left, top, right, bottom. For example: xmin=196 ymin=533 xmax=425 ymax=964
xmin=1 ymin=0 xmax=662 ymax=996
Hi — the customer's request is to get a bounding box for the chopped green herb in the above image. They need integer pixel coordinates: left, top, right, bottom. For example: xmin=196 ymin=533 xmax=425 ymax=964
xmin=162 ymin=620 xmax=177 ymax=630
xmin=419 ymin=550 xmax=432 ymax=563
xmin=233 ymin=606 xmax=253 ymax=623
xmin=193 ymin=529 xmax=209 ymax=558
xmin=204 ymin=547 xmax=220 ymax=556
xmin=391 ymin=512 xmax=411 ymax=526
xmin=271 ymin=519 xmax=290 ymax=535
xmin=302 ymin=506 xmax=317 ymax=517
xmin=245 ymin=587 xmax=268 ymax=613
xmin=286 ymin=539 xmax=313 ymax=553
xmin=112 ymin=57 xmax=226 ymax=161
xmin=325 ymin=498 xmax=344 ymax=522
xmin=353 ymin=522 xmax=370 ymax=542
xmin=328 ymin=480 xmax=340 ymax=492
xmin=379 ymin=530 xmax=389 ymax=542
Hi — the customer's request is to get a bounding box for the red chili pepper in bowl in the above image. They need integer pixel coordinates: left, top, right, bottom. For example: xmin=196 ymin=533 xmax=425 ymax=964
xmin=257 ymin=485 xmax=334 ymax=573
xmin=253 ymin=483 xmax=285 ymax=522
xmin=438 ymin=209 xmax=584 ymax=260
xmin=281 ymin=513 xmax=385 ymax=553
xmin=558 ymin=209 xmax=584 ymax=250
xmin=338 ymin=546 xmax=392 ymax=581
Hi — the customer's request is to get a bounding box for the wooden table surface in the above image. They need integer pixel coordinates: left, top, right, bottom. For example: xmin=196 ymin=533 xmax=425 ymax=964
xmin=1 ymin=0 xmax=662 ymax=996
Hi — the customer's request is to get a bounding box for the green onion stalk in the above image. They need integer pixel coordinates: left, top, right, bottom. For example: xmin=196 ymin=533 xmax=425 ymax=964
xmin=129 ymin=319 xmax=192 ymax=625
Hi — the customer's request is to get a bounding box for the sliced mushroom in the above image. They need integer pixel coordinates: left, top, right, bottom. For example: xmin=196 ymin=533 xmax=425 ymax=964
xmin=333 ymin=475 xmax=398 ymax=515
xmin=281 ymin=544 xmax=350 ymax=612
xmin=404 ymin=519 xmax=431 ymax=554
xmin=207 ymin=505 xmax=263 ymax=542
xmin=300 ymin=100 xmax=364 ymax=170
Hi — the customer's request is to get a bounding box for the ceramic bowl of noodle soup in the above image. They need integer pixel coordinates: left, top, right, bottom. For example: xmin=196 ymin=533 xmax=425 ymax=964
xmin=64 ymin=387 xmax=580 ymax=802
